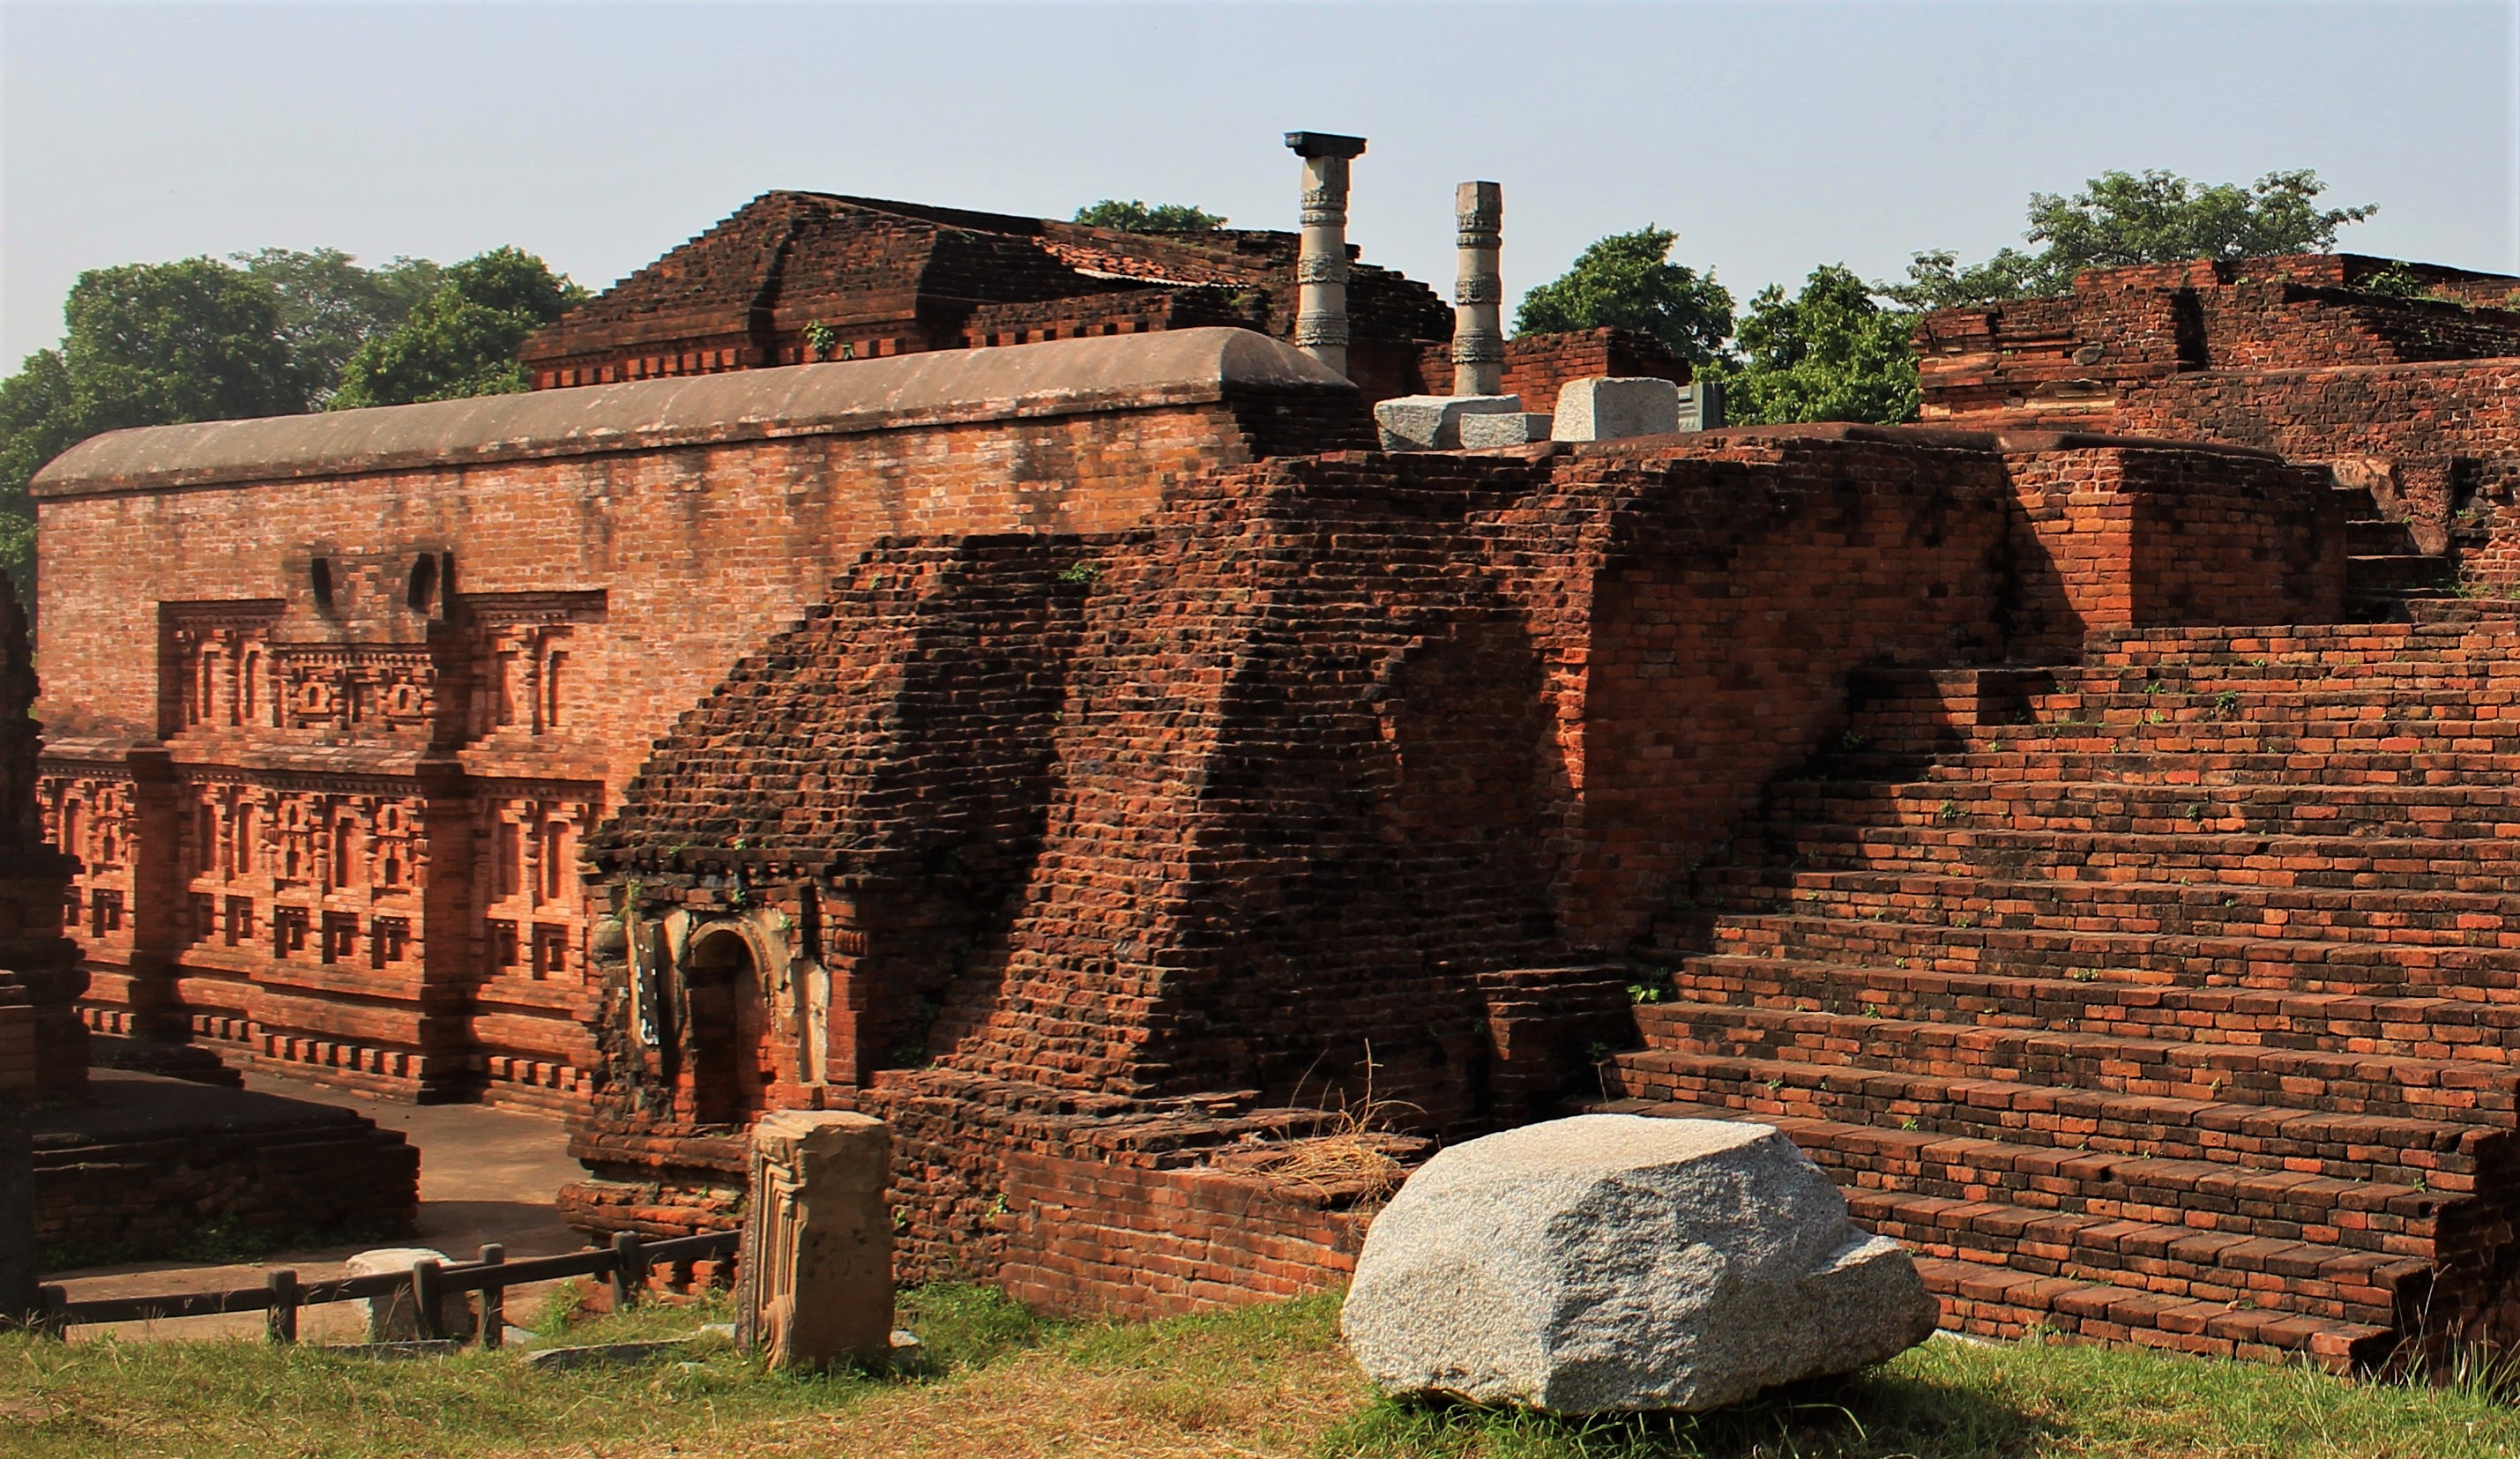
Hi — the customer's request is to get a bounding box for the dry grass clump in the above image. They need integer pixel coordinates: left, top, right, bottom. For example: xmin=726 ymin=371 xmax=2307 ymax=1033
xmin=1216 ymin=1047 xmax=1430 ymax=1203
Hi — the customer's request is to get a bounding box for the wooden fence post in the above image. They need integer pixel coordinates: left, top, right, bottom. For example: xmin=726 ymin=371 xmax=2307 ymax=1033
xmin=410 ymin=1258 xmax=444 ymax=1342
xmin=610 ymin=1232 xmax=644 ymax=1312
xmin=265 ymin=1269 xmax=299 ymax=1344
xmin=33 ymin=1284 xmax=65 ymax=1341
xmin=477 ymin=1244 xmax=505 ymax=1350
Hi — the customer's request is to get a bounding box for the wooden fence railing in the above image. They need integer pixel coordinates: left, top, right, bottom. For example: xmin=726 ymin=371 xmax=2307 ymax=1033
xmin=33 ymin=1229 xmax=740 ymax=1347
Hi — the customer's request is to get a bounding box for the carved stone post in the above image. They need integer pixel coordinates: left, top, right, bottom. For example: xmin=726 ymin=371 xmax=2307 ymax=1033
xmin=1285 ymin=131 xmax=1367 ymax=379
xmin=1452 ymin=182 xmax=1505 ymax=398
xmin=735 ymin=1110 xmax=892 ymax=1371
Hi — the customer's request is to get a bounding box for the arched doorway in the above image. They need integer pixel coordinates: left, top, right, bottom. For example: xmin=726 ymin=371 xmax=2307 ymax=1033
xmin=684 ymin=927 xmax=773 ymax=1127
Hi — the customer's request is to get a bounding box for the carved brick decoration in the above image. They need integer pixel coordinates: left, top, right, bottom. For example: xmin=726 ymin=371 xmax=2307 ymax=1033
xmin=32 ymin=326 xmax=1372 ymax=1111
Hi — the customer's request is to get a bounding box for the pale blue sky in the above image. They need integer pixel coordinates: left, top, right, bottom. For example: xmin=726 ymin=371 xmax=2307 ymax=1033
xmin=4 ymin=0 xmax=2513 ymax=368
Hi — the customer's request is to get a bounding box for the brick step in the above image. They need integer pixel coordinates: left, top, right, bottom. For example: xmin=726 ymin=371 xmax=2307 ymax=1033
xmin=1844 ymin=718 xmax=2520 ymax=762
xmin=1671 ymin=913 xmax=2520 ymax=998
xmin=2351 ymin=555 xmax=2461 ymax=595
xmin=1847 ymin=1187 xmax=2418 ymax=1329
xmin=2027 ymin=689 xmax=2520 ymax=721
xmin=1660 ymin=953 xmax=2520 ymax=1062
xmin=1866 ymin=748 xmax=2520 ymax=784
xmin=1624 ymin=1017 xmax=2499 ymax=1176
xmin=2347 ymin=518 xmax=2422 ymax=555
xmin=1761 ymin=780 xmax=2520 ymax=839
xmin=1735 ymin=823 xmax=2520 ymax=894
xmin=2088 ymin=625 xmax=2514 ymax=661
xmin=1691 ymin=869 xmax=2520 ymax=955
xmin=1703 ymin=859 xmax=2520 ymax=920
xmin=1913 ymin=1254 xmax=2395 ymax=1371
xmin=1625 ymin=1002 xmax=2516 ymax=1122
xmin=1586 ymin=1090 xmax=2454 ymax=1262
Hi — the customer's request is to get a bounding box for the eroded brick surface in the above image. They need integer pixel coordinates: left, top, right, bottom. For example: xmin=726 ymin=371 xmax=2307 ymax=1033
xmin=567 ymin=426 xmax=2370 ymax=1333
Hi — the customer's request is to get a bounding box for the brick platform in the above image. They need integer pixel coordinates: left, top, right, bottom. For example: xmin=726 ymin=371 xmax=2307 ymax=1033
xmin=564 ymin=425 xmax=2368 ymax=1321
xmin=1915 ymin=253 xmax=2520 ymax=591
xmin=1606 ymin=612 xmax=2520 ymax=1370
xmin=32 ymin=1068 xmax=416 ymax=1262
xmin=31 ymin=330 xmax=1368 ymax=1111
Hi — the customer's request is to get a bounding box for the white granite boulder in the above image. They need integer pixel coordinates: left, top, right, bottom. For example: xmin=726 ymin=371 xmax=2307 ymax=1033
xmin=1341 ymin=1115 xmax=1938 ymax=1414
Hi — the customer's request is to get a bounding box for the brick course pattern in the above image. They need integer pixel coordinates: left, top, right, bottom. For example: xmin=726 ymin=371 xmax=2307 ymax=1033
xmin=31 ymin=330 xmax=1366 ymax=1110
xmin=1613 ymin=607 xmax=2520 ymax=1368
xmin=566 ymin=426 xmax=2364 ymax=1333
xmin=1915 ymin=253 xmax=2520 ymax=587
xmin=518 ymin=192 xmax=1455 ymax=406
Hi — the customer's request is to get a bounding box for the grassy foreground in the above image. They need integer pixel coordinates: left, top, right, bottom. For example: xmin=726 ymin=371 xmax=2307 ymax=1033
xmin=3 ymin=1284 xmax=2516 ymax=1458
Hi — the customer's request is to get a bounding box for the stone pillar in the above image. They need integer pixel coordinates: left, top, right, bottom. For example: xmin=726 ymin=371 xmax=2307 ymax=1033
xmin=735 ymin=1110 xmax=892 ymax=1371
xmin=1285 ymin=130 xmax=1367 ymax=379
xmin=1452 ymin=182 xmax=1504 ymax=398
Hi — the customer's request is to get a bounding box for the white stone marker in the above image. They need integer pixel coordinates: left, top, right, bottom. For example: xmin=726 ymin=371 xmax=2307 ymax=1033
xmin=346 ymin=1247 xmax=471 ymax=1341
xmin=1375 ymin=394 xmax=1524 ymax=450
xmin=1550 ymin=377 xmax=1682 ymax=442
xmin=1342 ymin=1115 xmax=1938 ymax=1414
xmin=1458 ymin=412 xmax=1555 ymax=449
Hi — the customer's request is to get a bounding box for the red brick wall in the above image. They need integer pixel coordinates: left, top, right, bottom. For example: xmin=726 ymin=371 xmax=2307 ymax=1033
xmin=1413 ymin=328 xmax=1689 ymax=412
xmin=995 ymin=1151 xmax=1368 ymax=1319
xmin=1913 ymin=254 xmax=2520 ymax=584
xmin=34 ymin=381 xmax=1333 ymax=1109
xmin=2117 ymin=361 xmax=2520 ymax=572
xmin=2001 ymin=445 xmax=2345 ymax=659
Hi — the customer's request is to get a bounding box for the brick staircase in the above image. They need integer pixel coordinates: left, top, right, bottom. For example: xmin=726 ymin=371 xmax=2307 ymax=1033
xmin=2343 ymin=484 xmax=2456 ymax=613
xmin=1602 ymin=614 xmax=2520 ymax=1372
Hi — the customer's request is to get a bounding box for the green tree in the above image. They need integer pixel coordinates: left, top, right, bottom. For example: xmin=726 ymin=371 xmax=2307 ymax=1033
xmin=1071 ymin=199 xmax=1226 ymax=233
xmin=1889 ymin=168 xmax=2377 ymax=309
xmin=56 ymin=258 xmax=306 ymax=433
xmin=0 ymin=257 xmax=308 ymax=594
xmin=1514 ymin=227 xmax=1735 ymax=366
xmin=329 ymin=247 xmax=584 ymax=408
xmin=1706 ymin=265 xmax=1920 ymax=426
xmin=233 ymin=248 xmax=444 ymax=406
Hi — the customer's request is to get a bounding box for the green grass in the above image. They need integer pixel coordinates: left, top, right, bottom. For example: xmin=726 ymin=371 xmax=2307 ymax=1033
xmin=5 ymin=1287 xmax=2518 ymax=1458
xmin=1326 ymin=1336 xmax=2520 ymax=1459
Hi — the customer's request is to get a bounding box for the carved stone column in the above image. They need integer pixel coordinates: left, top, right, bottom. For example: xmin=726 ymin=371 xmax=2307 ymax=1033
xmin=1285 ymin=131 xmax=1367 ymax=379
xmin=1452 ymin=182 xmax=1505 ymax=398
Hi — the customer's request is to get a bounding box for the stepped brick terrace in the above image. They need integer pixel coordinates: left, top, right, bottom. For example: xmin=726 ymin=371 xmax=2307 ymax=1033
xmin=31 ymin=230 xmax=2520 ymax=1368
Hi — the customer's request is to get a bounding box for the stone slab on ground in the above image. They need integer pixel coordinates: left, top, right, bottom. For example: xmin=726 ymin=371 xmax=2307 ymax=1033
xmin=1374 ymin=394 xmax=1523 ymax=450
xmin=1551 ymin=377 xmax=1681 ymax=442
xmin=1458 ymin=412 xmax=1555 ymax=449
xmin=1342 ymin=1113 xmax=1937 ymax=1414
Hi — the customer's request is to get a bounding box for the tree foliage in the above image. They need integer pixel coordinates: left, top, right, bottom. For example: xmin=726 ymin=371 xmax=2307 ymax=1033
xmin=328 ymin=248 xmax=583 ymax=408
xmin=232 ymin=247 xmax=444 ymax=406
xmin=1887 ymin=168 xmax=2377 ymax=309
xmin=0 ymin=245 xmax=576 ymax=599
xmin=1514 ymin=227 xmax=1734 ymax=366
xmin=1709 ymin=265 xmax=1920 ymax=426
xmin=56 ymin=259 xmax=307 ymax=433
xmin=1072 ymin=199 xmax=1226 ymax=233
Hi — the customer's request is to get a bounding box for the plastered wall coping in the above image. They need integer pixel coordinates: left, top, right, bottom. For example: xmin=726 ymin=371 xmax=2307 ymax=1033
xmin=34 ymin=328 xmax=1353 ymax=499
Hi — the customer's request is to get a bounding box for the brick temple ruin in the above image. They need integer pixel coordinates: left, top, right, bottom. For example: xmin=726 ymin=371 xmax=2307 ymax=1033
xmin=30 ymin=152 xmax=2520 ymax=1367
